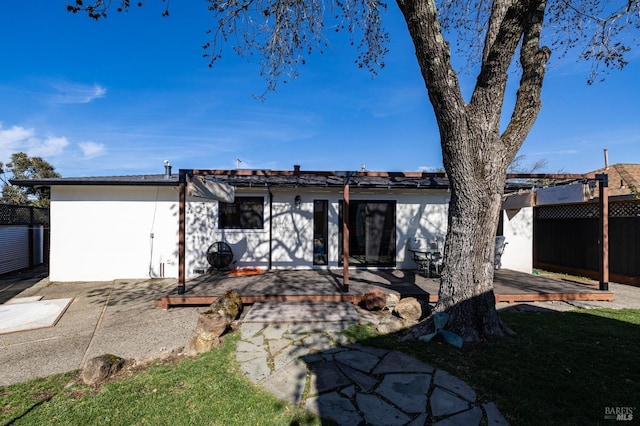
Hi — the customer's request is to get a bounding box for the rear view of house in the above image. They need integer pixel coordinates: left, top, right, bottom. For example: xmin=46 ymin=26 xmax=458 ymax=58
xmin=11 ymin=166 xmax=534 ymax=282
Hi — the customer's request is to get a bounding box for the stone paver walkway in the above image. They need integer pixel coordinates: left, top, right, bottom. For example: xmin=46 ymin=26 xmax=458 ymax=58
xmin=237 ymin=305 xmax=509 ymax=425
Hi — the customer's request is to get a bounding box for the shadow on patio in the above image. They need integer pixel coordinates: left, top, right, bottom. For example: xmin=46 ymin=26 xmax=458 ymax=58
xmin=155 ymin=268 xmax=613 ymax=309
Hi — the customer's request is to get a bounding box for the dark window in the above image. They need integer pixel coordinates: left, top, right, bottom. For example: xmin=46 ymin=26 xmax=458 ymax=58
xmin=313 ymin=200 xmax=328 ymax=265
xmin=218 ymin=197 xmax=264 ymax=229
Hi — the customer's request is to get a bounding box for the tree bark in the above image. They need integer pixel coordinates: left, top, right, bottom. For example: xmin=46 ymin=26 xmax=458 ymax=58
xmin=397 ymin=0 xmax=550 ymax=343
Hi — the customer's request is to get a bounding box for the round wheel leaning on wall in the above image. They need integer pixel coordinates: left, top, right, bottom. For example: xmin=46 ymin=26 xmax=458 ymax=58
xmin=206 ymin=241 xmax=234 ymax=270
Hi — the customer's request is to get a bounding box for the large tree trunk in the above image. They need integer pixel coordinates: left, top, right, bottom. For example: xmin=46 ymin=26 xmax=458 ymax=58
xmin=436 ymin=132 xmax=510 ymax=342
xmin=398 ymin=0 xmax=550 ymax=343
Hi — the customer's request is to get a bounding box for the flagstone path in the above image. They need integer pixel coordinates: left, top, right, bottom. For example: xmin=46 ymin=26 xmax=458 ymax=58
xmin=236 ymin=302 xmax=509 ymax=425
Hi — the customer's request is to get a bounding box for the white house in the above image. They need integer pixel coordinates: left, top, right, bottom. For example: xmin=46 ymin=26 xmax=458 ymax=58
xmin=12 ymin=166 xmax=533 ymax=282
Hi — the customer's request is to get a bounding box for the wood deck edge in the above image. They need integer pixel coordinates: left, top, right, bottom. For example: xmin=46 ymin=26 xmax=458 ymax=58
xmin=156 ymin=294 xmax=362 ymax=308
xmin=156 ymin=292 xmax=608 ymax=308
xmin=495 ymin=292 xmax=614 ymax=304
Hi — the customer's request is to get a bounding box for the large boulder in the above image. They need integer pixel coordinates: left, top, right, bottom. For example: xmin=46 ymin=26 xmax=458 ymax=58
xmin=359 ymin=289 xmax=388 ymax=311
xmin=205 ymin=290 xmax=243 ymax=322
xmin=82 ymin=354 xmax=129 ymax=385
xmin=385 ymin=293 xmax=401 ymax=311
xmin=394 ymin=297 xmax=424 ymax=322
xmin=188 ymin=312 xmax=228 ymax=354
xmin=189 ymin=290 xmax=243 ymax=354
xmin=195 ymin=311 xmax=229 ymax=339
xmin=376 ymin=316 xmax=413 ymax=335
xmin=188 ymin=333 xmax=223 ymax=353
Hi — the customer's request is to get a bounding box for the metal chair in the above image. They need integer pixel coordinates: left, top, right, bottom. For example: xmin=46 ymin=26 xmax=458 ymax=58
xmin=494 ymin=236 xmax=508 ymax=269
xmin=412 ymin=251 xmax=431 ymax=276
xmin=428 ymin=239 xmax=444 ymax=276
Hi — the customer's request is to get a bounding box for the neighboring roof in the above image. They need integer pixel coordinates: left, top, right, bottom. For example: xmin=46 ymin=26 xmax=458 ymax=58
xmin=588 ymin=163 xmax=640 ymax=198
xmin=10 ymin=174 xmax=179 ymax=188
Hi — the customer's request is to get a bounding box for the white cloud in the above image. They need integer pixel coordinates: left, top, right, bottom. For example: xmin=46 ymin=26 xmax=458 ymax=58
xmin=27 ymin=136 xmax=69 ymax=157
xmin=0 ymin=124 xmax=34 ymax=145
xmin=78 ymin=141 xmax=106 ymax=159
xmin=0 ymin=123 xmax=69 ymax=164
xmin=51 ymin=82 xmax=107 ymax=104
xmin=0 ymin=124 xmax=35 ymax=164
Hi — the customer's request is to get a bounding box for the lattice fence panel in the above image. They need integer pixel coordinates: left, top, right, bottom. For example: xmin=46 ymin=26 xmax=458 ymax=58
xmin=0 ymin=204 xmax=49 ymax=225
xmin=536 ymin=203 xmax=599 ymax=219
xmin=610 ymin=200 xmax=640 ymax=218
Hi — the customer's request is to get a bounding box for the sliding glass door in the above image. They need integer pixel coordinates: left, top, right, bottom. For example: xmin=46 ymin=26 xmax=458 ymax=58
xmin=339 ymin=200 xmax=396 ymax=266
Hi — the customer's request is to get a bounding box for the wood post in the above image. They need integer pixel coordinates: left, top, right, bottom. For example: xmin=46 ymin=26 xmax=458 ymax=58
xmin=597 ymin=174 xmax=609 ymax=291
xmin=177 ymin=173 xmax=187 ymax=295
xmin=342 ymin=182 xmax=350 ymax=292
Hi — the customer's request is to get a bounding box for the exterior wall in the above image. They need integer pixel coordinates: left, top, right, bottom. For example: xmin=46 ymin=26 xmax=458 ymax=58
xmin=499 ymin=207 xmax=533 ymax=273
xmin=47 ymin=184 xmax=533 ymax=281
xmin=50 ymin=186 xmax=179 ymax=281
xmin=185 ymin=187 xmax=451 ymax=275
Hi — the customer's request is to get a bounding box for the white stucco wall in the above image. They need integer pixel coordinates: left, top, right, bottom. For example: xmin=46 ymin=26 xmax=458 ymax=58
xmin=186 ymin=188 xmax=451 ymax=274
xmin=50 ymin=186 xmax=179 ymax=281
xmin=499 ymin=207 xmax=533 ymax=273
xmin=47 ymin=184 xmax=533 ymax=281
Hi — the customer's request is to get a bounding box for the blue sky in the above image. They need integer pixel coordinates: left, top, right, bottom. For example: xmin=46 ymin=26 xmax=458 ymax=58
xmin=1 ymin=2 xmax=638 ymax=178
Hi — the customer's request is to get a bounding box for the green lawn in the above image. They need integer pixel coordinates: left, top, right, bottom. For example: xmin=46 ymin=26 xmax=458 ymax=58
xmin=2 ymin=309 xmax=639 ymax=425
xmin=0 ymin=333 xmax=319 ymax=426
xmin=345 ymin=308 xmax=640 ymax=425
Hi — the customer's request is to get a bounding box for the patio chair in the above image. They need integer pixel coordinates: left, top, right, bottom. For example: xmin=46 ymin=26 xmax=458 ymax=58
xmin=412 ymin=251 xmax=431 ymax=276
xmin=494 ymin=236 xmax=508 ymax=269
xmin=428 ymin=239 xmax=444 ymax=277
xmin=410 ymin=238 xmax=444 ymax=277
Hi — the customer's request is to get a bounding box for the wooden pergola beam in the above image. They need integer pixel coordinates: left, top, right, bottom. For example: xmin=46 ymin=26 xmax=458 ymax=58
xmin=175 ymin=168 xmax=602 ymax=297
xmin=187 ymin=168 xmax=593 ymax=180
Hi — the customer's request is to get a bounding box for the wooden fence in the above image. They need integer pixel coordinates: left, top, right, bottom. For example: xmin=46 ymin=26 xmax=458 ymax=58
xmin=534 ymin=199 xmax=640 ymax=286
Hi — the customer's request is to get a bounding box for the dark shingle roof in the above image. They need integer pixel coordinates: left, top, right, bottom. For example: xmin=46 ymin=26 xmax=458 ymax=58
xmin=10 ymin=174 xmax=179 ymax=187
xmin=209 ymin=173 xmax=450 ymax=189
xmin=10 ymin=169 xmax=547 ymax=192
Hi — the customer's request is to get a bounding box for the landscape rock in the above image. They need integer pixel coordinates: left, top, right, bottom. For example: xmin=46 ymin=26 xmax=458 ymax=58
xmin=82 ymin=354 xmax=129 ymax=385
xmin=196 ymin=311 xmax=229 ymax=339
xmin=188 ymin=334 xmax=223 ymax=354
xmin=359 ymin=289 xmax=388 ymax=311
xmin=205 ymin=290 xmax=243 ymax=322
xmin=394 ymin=297 xmax=423 ymax=322
xmin=188 ymin=313 xmax=228 ymax=354
xmin=376 ymin=315 xmax=413 ymax=335
xmin=355 ymin=305 xmax=391 ymax=327
xmin=385 ymin=293 xmax=400 ymax=310
xmin=189 ymin=290 xmax=243 ymax=354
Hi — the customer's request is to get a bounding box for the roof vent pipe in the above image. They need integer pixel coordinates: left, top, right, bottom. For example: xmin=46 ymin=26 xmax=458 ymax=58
xmin=164 ymin=160 xmax=172 ymax=179
xmin=293 ymin=164 xmax=301 ymax=172
xmin=604 ymin=148 xmax=609 ymax=169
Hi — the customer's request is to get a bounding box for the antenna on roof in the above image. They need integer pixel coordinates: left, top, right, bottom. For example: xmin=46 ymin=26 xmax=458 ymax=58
xmin=236 ymin=158 xmax=242 ymax=169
